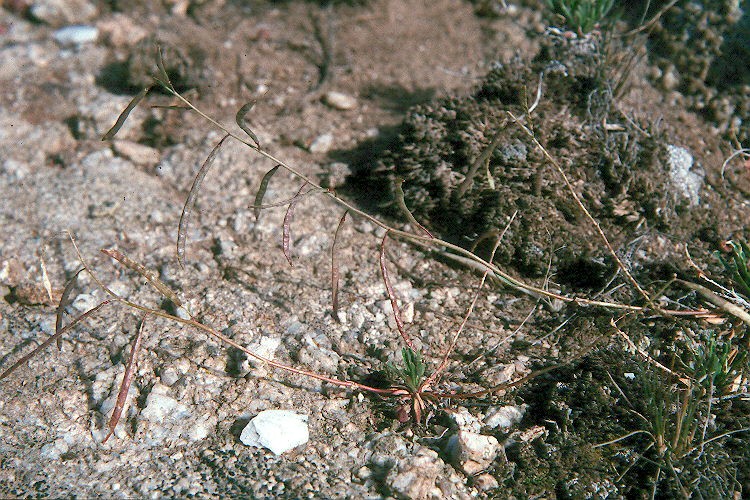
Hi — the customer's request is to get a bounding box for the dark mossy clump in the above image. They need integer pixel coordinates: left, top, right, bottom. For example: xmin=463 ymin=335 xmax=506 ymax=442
xmin=644 ymin=0 xmax=750 ymax=142
xmin=371 ymin=31 xmax=694 ymax=280
xmin=509 ymin=338 xmax=747 ymax=497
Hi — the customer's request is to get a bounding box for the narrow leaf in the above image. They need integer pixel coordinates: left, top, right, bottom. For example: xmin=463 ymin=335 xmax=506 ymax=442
xmin=155 ymin=45 xmax=174 ymax=91
xmin=103 ymin=315 xmax=147 ymax=444
xmin=177 ymin=134 xmax=229 ymax=268
xmin=236 ymin=100 xmax=260 ymax=148
xmin=282 ymin=183 xmax=308 ymax=267
xmin=101 ymin=86 xmax=153 ymax=141
xmin=55 ymin=268 xmax=84 ymax=350
xmin=0 ymin=301 xmax=109 ymax=381
xmin=331 ymin=211 xmax=348 ymax=321
xmin=394 ymin=178 xmax=433 ymax=238
xmin=40 ymin=255 xmax=54 ymax=303
xmin=379 ymin=233 xmax=413 ymax=348
xmin=253 ymin=165 xmax=281 ymax=224
xmin=101 ymin=249 xmax=182 ymax=308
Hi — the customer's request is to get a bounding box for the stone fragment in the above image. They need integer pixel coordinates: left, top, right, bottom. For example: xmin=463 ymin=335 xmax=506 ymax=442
xmin=97 ymin=14 xmax=148 ymax=47
xmin=309 ymin=133 xmax=334 ymax=153
xmin=31 ymin=0 xmax=98 ymax=26
xmin=475 ymin=473 xmax=499 ymax=491
xmin=323 ymin=91 xmax=357 ymax=110
xmin=0 ymin=259 xmax=24 ymax=287
xmin=141 ymin=384 xmax=191 ymax=424
xmin=666 ymin=145 xmax=703 ymax=206
xmin=518 ymin=425 xmax=548 ymax=442
xmin=52 ymin=25 xmax=98 ymax=46
xmin=444 ymin=406 xmax=482 ymax=433
xmin=240 ymin=410 xmax=309 ymax=455
xmin=484 ymin=405 xmax=526 ymax=431
xmin=386 ymin=446 xmax=443 ymax=500
xmin=447 ymin=430 xmax=500 ymax=475
xmin=113 ymin=140 xmax=160 ymax=167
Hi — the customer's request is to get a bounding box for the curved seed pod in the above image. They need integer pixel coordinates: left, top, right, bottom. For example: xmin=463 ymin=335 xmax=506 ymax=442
xmin=177 ymin=134 xmax=229 ymax=268
xmin=101 ymin=86 xmax=153 ymax=141
xmin=55 ymin=268 xmax=84 ymax=350
xmin=103 ymin=316 xmax=148 ymax=443
xmin=253 ymin=165 xmax=281 ymax=224
xmin=282 ymin=183 xmax=308 ymax=267
xmin=236 ymin=100 xmax=260 ymax=148
xmin=155 ymin=45 xmax=174 ymax=91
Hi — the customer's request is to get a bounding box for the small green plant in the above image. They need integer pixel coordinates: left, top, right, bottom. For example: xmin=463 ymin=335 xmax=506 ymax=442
xmin=385 ymin=347 xmax=435 ymax=422
xmin=546 ymin=0 xmax=614 ymax=33
xmin=717 ymin=239 xmax=750 ymax=299
xmin=386 ymin=347 xmax=427 ymax=394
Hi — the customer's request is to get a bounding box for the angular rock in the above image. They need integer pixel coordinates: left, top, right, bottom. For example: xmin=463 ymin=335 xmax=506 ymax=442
xmin=323 ymin=91 xmax=357 ymax=111
xmin=447 ymin=430 xmax=500 ymax=475
xmin=240 ymin=410 xmax=309 ymax=455
xmin=386 ymin=446 xmax=443 ymax=500
xmin=31 ymin=0 xmax=98 ymax=26
xmin=444 ymin=406 xmax=481 ymax=433
xmin=309 ymin=133 xmax=334 ymax=154
xmin=474 ymin=473 xmax=499 ymax=491
xmin=484 ymin=405 xmax=526 ymax=431
xmin=97 ymin=14 xmax=148 ymax=47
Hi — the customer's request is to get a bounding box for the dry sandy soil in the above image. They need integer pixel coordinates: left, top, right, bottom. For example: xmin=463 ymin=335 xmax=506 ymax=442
xmin=0 ymin=0 xmax=748 ymax=498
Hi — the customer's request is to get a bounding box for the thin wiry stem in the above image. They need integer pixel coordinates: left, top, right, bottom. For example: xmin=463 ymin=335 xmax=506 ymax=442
xmin=67 ymin=233 xmax=396 ymax=396
xmin=134 ymin=84 xmax=713 ymax=320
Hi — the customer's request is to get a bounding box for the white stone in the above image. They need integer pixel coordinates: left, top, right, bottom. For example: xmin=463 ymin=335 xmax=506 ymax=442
xmin=72 ymin=292 xmax=99 ymax=312
xmin=444 ymin=407 xmax=481 ymax=433
xmin=309 ymin=133 xmax=334 ymax=153
xmin=484 ymin=405 xmax=526 ymax=430
xmin=40 ymin=438 xmax=69 ymax=459
xmin=52 ymin=25 xmax=98 ymax=46
xmin=240 ymin=410 xmax=309 ymax=455
xmin=446 ymin=430 xmax=500 ymax=475
xmin=253 ymin=336 xmax=281 ymax=360
xmin=386 ymin=446 xmax=443 ymax=499
xmin=32 ymin=0 xmax=98 ymax=26
xmin=323 ymin=91 xmax=357 ymax=111
xmin=475 ymin=473 xmax=499 ymax=491
xmin=666 ymin=145 xmax=703 ymax=206
xmin=141 ymin=384 xmax=191 ymax=424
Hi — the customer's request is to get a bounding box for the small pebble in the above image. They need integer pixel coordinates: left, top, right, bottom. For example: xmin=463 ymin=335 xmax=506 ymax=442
xmin=446 ymin=430 xmax=500 ymax=475
xmin=666 ymin=144 xmax=703 ymax=206
xmin=31 ymin=0 xmax=98 ymax=26
xmin=113 ymin=140 xmax=160 ymax=166
xmin=484 ymin=405 xmax=526 ymax=430
xmin=323 ymin=91 xmax=357 ymax=111
xmin=240 ymin=410 xmax=309 ymax=455
xmin=309 ymin=133 xmax=334 ymax=154
xmin=52 ymin=25 xmax=98 ymax=46
xmin=474 ymin=473 xmax=499 ymax=491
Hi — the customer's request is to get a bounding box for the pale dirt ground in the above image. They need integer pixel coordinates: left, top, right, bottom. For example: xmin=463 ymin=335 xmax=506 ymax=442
xmin=0 ymin=1 xmax=537 ymax=498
